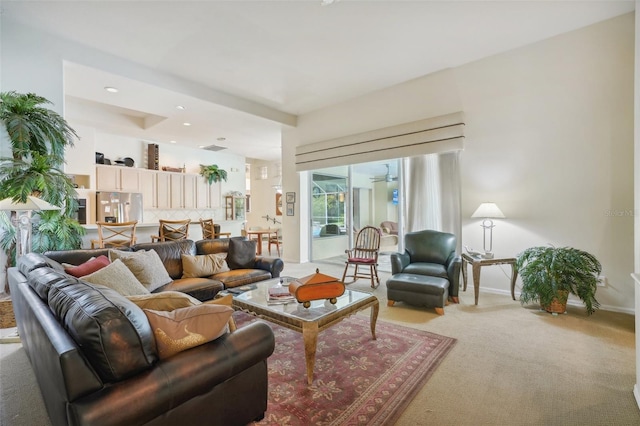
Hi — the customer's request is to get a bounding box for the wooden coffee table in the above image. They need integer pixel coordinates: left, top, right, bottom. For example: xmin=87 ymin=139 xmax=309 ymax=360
xmin=229 ymin=277 xmax=379 ymax=384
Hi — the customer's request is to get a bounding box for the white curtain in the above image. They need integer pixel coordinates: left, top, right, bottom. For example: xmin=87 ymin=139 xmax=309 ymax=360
xmin=402 ymin=152 xmax=461 ymax=252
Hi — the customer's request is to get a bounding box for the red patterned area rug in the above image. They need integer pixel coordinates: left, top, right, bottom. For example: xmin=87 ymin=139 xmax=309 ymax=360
xmin=235 ymin=312 xmax=457 ymax=426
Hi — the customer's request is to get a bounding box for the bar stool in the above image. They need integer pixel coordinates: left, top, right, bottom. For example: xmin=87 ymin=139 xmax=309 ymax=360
xmin=91 ymin=221 xmax=138 ymax=249
xmin=151 ymin=219 xmax=190 ymax=242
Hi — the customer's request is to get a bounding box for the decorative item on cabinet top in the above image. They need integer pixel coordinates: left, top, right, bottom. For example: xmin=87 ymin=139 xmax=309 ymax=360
xmin=200 ymin=164 xmax=228 ymax=184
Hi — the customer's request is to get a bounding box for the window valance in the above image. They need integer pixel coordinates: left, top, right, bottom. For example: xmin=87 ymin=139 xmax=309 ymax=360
xmin=295 ymin=111 xmax=465 ymax=172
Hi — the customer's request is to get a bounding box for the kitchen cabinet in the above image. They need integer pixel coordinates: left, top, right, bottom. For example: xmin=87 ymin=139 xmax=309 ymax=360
xmin=96 ymin=165 xmax=139 ymax=192
xmin=183 ymin=174 xmax=196 ymax=209
xmin=96 ymin=166 xmax=202 ymax=210
xmin=225 ymin=196 xmax=245 ymax=221
xmin=156 ymin=173 xmax=171 ymax=209
xmin=196 ymin=178 xmax=222 ymax=209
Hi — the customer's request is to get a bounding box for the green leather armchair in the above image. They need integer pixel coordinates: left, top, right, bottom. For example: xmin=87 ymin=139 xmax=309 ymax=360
xmin=390 ymin=229 xmax=461 ymax=302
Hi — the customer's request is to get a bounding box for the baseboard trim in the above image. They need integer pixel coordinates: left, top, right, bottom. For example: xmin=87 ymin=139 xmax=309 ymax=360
xmin=474 ymin=287 xmax=635 ymax=315
xmin=634 ymin=384 xmax=640 ymax=410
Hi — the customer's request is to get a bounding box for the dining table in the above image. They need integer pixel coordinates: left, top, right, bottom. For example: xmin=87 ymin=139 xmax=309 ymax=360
xmin=246 ymin=229 xmax=277 ymax=255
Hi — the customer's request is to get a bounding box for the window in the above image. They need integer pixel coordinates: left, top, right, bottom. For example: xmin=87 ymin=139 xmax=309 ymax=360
xmin=311 ymin=173 xmax=346 ymax=238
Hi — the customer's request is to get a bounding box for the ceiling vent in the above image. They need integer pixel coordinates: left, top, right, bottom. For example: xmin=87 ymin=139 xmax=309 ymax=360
xmin=202 ymin=144 xmax=227 ymax=152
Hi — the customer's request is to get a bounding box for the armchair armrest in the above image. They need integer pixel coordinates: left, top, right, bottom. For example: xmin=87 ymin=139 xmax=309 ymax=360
xmin=390 ymin=252 xmax=410 ymax=275
xmin=446 ymin=254 xmax=462 ymax=298
xmin=255 ymin=256 xmax=284 ymax=278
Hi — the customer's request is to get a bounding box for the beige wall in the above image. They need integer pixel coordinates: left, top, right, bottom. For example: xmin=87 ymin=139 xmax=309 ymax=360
xmin=285 ymin=13 xmax=635 ymax=312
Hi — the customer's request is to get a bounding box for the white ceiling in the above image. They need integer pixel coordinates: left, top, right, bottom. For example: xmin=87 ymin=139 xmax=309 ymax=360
xmin=2 ymin=1 xmax=635 ymax=162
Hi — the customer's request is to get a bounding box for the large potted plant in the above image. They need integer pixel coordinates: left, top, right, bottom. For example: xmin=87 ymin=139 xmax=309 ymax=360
xmin=0 ymin=91 xmax=85 ymax=292
xmin=516 ymin=245 xmax=601 ymax=315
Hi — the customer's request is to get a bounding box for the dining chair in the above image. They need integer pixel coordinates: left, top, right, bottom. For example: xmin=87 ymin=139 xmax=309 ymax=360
xmin=268 ymin=228 xmax=282 ymax=257
xmin=341 ymin=225 xmax=381 ymax=288
xmin=151 ymin=219 xmax=190 ymax=242
xmin=91 ymin=221 xmax=138 ymax=249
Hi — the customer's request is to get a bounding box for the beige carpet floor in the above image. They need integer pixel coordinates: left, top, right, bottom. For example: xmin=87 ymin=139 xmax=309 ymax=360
xmin=1 ymin=259 xmax=639 ymax=425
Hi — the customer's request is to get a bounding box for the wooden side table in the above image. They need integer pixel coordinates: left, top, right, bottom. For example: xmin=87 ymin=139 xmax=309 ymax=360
xmin=461 ymin=253 xmax=518 ymax=305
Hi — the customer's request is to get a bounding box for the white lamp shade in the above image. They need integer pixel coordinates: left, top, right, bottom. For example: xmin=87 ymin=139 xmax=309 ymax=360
xmin=471 ymin=202 xmax=505 ymax=219
xmin=0 ymin=196 xmax=61 ymax=212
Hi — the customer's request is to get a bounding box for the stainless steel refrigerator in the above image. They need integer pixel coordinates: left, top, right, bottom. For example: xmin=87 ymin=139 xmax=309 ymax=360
xmin=95 ymin=191 xmax=143 ymax=223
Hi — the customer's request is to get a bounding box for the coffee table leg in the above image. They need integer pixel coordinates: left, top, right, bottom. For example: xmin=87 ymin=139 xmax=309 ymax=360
xmin=302 ymin=321 xmax=319 ymax=385
xmin=370 ymin=302 xmax=379 ymax=340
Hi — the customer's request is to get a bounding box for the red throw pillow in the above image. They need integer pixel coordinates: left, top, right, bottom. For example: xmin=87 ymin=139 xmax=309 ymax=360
xmin=65 ymin=255 xmax=111 ymax=278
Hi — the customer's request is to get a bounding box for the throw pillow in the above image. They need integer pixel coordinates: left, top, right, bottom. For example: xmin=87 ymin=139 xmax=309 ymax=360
xmin=127 ymin=291 xmax=201 ymax=311
xmin=181 ymin=253 xmax=230 ymax=278
xmin=144 ymin=304 xmax=233 ymax=359
xmin=65 ymin=255 xmax=110 ymax=278
xmin=204 ymin=294 xmax=236 ymax=332
xmin=109 ymin=249 xmax=172 ymax=292
xmin=81 ymin=259 xmax=150 ymax=296
xmin=226 ymin=238 xmax=257 ymax=269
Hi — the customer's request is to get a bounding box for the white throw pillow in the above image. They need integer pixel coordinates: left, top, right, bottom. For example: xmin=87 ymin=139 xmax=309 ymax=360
xmin=81 ymin=259 xmax=150 ymax=296
xmin=109 ymin=249 xmax=172 ymax=292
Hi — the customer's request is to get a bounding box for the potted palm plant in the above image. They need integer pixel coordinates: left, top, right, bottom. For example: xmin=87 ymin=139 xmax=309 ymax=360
xmin=516 ymin=245 xmax=601 ymax=315
xmin=199 ymin=164 xmax=228 ymax=184
xmin=0 ymin=91 xmax=85 ymax=292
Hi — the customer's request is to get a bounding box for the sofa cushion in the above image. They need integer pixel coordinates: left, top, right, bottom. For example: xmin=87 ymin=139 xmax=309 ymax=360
xmin=47 ymin=278 xmax=157 ymax=383
xmin=81 ymin=259 xmax=150 ymax=296
xmin=144 ymin=304 xmax=233 ymax=359
xmin=27 ymin=267 xmax=69 ymax=300
xmin=212 ymin=269 xmax=272 ymax=288
xmin=153 ymin=278 xmax=224 ymax=302
xmin=132 ymin=240 xmax=196 ymax=279
xmin=109 ymin=249 xmax=172 ymax=292
xmin=227 ymin=239 xmax=257 ymax=270
xmin=19 ymin=252 xmax=64 ymax=277
xmin=181 ymin=253 xmax=230 ymax=278
xmin=65 ymin=255 xmax=110 ymax=278
xmin=195 ymin=238 xmax=230 ymax=255
xmin=127 ymin=291 xmax=201 ymax=311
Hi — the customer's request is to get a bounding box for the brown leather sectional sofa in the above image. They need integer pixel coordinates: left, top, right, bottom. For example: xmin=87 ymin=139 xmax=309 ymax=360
xmin=45 ymin=237 xmax=284 ymax=301
xmin=7 ymin=238 xmax=283 ymax=425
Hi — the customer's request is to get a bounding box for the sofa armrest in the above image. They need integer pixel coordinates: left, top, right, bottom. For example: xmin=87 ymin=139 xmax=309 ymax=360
xmin=254 ymin=256 xmax=284 ymax=278
xmin=67 ymin=321 xmax=275 ymax=426
xmin=390 ymin=252 xmax=410 ymax=275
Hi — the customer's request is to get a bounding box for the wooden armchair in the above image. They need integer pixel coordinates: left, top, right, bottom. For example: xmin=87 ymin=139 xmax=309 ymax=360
xmin=91 ymin=221 xmax=138 ymax=249
xmin=151 ymin=219 xmax=190 ymax=242
xmin=341 ymin=226 xmax=381 ymax=288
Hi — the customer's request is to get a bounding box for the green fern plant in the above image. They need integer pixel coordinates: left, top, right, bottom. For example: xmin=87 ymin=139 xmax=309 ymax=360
xmin=199 ymin=164 xmax=228 ymax=184
xmin=516 ymin=245 xmax=601 ymax=315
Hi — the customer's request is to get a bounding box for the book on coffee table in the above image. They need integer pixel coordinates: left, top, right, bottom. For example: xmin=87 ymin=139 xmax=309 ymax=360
xmin=267 ymin=283 xmax=296 ymax=304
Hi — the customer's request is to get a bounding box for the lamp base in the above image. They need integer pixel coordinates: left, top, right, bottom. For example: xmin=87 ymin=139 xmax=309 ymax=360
xmin=481 ymin=252 xmax=494 ymax=259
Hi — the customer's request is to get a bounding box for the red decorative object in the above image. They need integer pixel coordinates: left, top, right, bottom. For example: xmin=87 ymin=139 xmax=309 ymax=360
xmin=288 ymin=269 xmax=345 ymax=308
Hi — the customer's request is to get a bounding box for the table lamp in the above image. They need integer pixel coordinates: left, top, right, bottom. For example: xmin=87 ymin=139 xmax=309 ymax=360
xmin=471 ymin=202 xmax=505 ymax=259
xmin=0 ymin=195 xmax=61 ymax=257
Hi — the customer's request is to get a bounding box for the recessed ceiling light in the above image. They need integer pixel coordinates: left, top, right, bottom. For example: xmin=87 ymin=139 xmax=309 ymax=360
xmin=183 ymin=122 xmax=191 ymax=126
xmin=176 ymin=105 xmax=185 ymax=110
xmin=170 ymin=140 xmax=177 ymax=144
xmin=104 ymin=86 xmax=119 ymax=93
